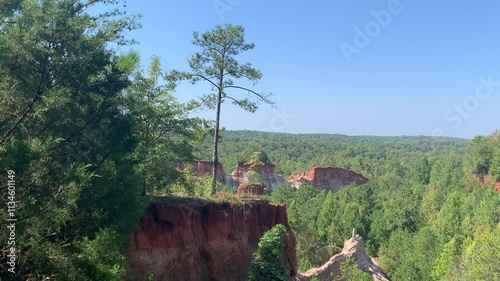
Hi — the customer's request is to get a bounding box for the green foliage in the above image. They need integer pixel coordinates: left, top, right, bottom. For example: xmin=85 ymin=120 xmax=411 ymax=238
xmin=458 ymin=224 xmax=500 ymax=280
xmin=1 ymin=4 xmax=497 ymax=279
xmin=123 ymin=54 xmax=204 ymax=194
xmin=463 ymin=136 xmax=494 ymax=175
xmin=490 ymin=149 xmax=500 ymax=180
xmin=167 ymin=24 xmax=274 ymax=189
xmin=247 ymin=224 xmax=290 ymax=281
xmin=247 ymin=151 xmax=271 ymax=166
xmin=271 ymin=184 xmax=328 ymax=271
xmin=72 ymin=229 xmax=128 ymax=281
xmin=244 ymin=170 xmax=263 ymax=185
xmin=333 ymin=258 xmax=371 ymax=281
xmin=0 ymin=1 xmax=149 ymax=279
xmin=431 ymin=236 xmax=461 ymax=281
xmin=252 ymin=130 xmax=498 ymax=280
xmin=0 ymin=1 xmax=208 ymax=280
xmin=196 ymin=131 xmax=468 ymax=176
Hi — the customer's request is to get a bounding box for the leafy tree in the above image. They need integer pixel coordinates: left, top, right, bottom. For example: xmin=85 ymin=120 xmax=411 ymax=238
xmin=463 ymin=136 xmax=494 ymax=176
xmin=271 ymin=184 xmax=328 ymax=270
xmin=378 ymin=229 xmax=414 ymax=279
xmin=317 ymin=191 xmax=336 ymax=241
xmin=459 ymin=224 xmax=500 ymax=281
xmin=431 ymin=236 xmax=461 ymax=281
xmin=432 ymin=192 xmax=464 ymax=241
xmin=247 ymin=151 xmax=270 ymax=167
xmin=244 ymin=170 xmax=263 ymax=185
xmin=168 ymin=24 xmax=274 ymax=192
xmin=122 ymin=53 xmax=203 ymax=195
xmin=414 ymin=156 xmax=431 ymax=185
xmin=247 ymin=224 xmax=290 ymax=281
xmin=0 ymin=1 xmax=144 ymax=279
xmin=490 ymin=148 xmax=500 ymax=180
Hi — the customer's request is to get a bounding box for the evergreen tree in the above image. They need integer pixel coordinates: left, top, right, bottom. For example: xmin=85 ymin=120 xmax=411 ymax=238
xmin=168 ymin=24 xmax=274 ymax=193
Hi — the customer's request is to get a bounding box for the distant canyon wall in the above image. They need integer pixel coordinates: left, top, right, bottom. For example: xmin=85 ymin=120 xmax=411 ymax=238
xmin=290 ymin=166 xmax=369 ymax=191
xmin=192 ymin=161 xmax=368 ymax=191
xmin=467 ymin=174 xmax=500 ymax=192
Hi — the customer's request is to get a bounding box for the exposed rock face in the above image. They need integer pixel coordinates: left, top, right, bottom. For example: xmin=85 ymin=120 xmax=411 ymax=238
xmin=290 ymin=167 xmax=368 ymax=191
xmin=193 ymin=160 xmax=227 ymax=185
xmin=230 ymin=163 xmax=289 ymax=190
xmin=467 ymin=174 xmax=500 ymax=192
xmin=127 ymin=198 xmax=297 ymax=281
xmin=236 ymin=184 xmax=265 ymax=197
xmin=298 ymin=232 xmax=389 ymax=281
xmin=190 ymin=161 xmax=369 ymax=192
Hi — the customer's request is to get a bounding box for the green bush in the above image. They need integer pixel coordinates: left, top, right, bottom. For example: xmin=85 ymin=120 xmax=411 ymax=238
xmin=248 ymin=224 xmax=290 ymax=281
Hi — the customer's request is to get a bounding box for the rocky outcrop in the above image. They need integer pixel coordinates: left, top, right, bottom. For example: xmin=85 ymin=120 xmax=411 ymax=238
xmin=230 ymin=163 xmax=289 ymax=190
xmin=466 ymin=174 xmax=500 ymax=192
xmin=298 ymin=230 xmax=389 ymax=281
xmin=127 ymin=198 xmax=297 ymax=281
xmin=290 ymin=167 xmax=368 ymax=191
xmin=236 ymin=184 xmax=265 ymax=197
xmin=190 ymin=161 xmax=369 ymax=192
xmin=192 ymin=160 xmax=227 ymax=184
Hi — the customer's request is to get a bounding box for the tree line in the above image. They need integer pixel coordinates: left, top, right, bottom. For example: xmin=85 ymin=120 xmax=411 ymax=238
xmin=0 ymin=1 xmax=269 ymax=279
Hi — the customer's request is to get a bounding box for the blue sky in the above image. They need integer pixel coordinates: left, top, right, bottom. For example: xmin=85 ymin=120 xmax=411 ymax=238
xmin=110 ymin=0 xmax=499 ymax=138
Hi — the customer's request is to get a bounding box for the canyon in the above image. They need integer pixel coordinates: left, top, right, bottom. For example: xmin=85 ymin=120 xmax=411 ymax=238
xmin=127 ymin=199 xmax=386 ymax=281
xmin=191 ymin=160 xmax=368 ymax=191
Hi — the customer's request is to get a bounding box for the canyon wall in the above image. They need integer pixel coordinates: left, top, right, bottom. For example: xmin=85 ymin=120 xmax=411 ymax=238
xmin=191 ymin=161 xmax=369 ymax=192
xmin=127 ymin=198 xmax=297 ymax=281
xmin=229 ymin=163 xmax=289 ymax=190
xmin=290 ymin=167 xmax=368 ymax=191
xmin=193 ymin=160 xmax=227 ymax=185
xmin=467 ymin=174 xmax=500 ymax=192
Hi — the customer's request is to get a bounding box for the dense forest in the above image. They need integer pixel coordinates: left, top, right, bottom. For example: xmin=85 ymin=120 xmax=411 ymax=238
xmin=197 ymin=130 xmax=469 ymax=176
xmin=1 ymin=1 xmax=499 ymax=281
xmin=204 ymin=130 xmax=499 ymax=280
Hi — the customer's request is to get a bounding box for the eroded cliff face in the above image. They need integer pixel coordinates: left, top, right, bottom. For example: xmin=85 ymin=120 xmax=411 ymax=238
xmin=127 ymin=198 xmax=297 ymax=281
xmin=467 ymin=174 xmax=500 ymax=192
xmin=290 ymin=167 xmax=368 ymax=191
xmin=191 ymin=161 xmax=369 ymax=192
xmin=193 ymin=160 xmax=227 ymax=184
xmin=298 ymin=232 xmax=388 ymax=281
xmin=229 ymin=163 xmax=289 ymax=190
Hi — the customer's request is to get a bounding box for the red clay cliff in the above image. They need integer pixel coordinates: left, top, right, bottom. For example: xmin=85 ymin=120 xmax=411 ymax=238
xmin=290 ymin=166 xmax=368 ymax=191
xmin=467 ymin=174 xmax=500 ymax=192
xmin=127 ymin=198 xmax=297 ymax=281
xmin=229 ymin=163 xmax=289 ymax=190
xmin=192 ymin=160 xmax=227 ymax=184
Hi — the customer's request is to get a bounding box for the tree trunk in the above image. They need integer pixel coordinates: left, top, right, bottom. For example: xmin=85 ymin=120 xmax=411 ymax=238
xmin=212 ymin=76 xmax=224 ymax=194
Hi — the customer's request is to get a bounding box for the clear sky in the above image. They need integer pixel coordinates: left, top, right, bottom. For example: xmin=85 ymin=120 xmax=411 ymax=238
xmin=111 ymin=0 xmax=500 ymax=138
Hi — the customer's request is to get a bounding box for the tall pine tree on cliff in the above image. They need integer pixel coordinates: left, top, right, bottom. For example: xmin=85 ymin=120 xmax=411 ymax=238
xmin=168 ymin=24 xmax=274 ymax=193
